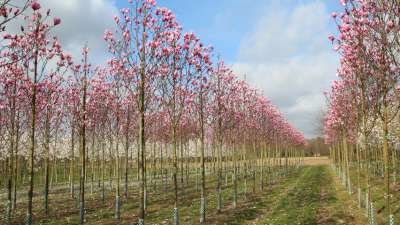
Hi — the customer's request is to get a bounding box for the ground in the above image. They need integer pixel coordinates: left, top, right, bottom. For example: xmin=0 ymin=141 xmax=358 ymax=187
xmin=1 ymin=157 xmax=368 ymax=224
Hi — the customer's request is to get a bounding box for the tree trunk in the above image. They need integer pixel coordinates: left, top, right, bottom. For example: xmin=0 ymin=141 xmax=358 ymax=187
xmin=382 ymin=103 xmax=391 ymax=220
xmin=26 ymin=37 xmax=39 ymax=225
xmin=79 ymin=52 xmax=88 ymax=225
xmin=199 ymin=95 xmax=206 ymax=223
xmin=115 ymin=136 xmax=121 ymax=220
xmin=70 ymin=123 xmax=75 ymax=198
xmin=44 ymin=109 xmax=51 ymax=217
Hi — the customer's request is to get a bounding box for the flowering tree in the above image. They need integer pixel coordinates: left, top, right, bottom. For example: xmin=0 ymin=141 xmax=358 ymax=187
xmin=72 ymin=46 xmax=93 ymax=225
xmin=209 ymin=60 xmax=233 ymax=212
xmin=0 ymin=0 xmax=31 ymax=31
xmin=105 ymin=0 xmax=167 ymax=223
xmin=190 ymin=41 xmax=213 ymax=223
xmin=0 ymin=53 xmax=26 ymax=221
xmin=0 ymin=1 xmax=307 ymax=224
xmin=3 ymin=2 xmax=64 ymax=223
xmin=326 ymin=0 xmax=400 ymax=223
xmin=40 ymin=61 xmax=67 ymax=217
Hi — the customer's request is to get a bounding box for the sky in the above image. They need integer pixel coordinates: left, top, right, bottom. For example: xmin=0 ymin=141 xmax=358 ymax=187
xmin=37 ymin=0 xmax=342 ymax=138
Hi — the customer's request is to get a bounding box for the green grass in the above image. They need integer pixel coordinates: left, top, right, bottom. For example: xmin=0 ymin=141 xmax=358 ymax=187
xmin=1 ymin=165 xmax=368 ymax=225
xmin=260 ymin=166 xmax=367 ymax=225
xmin=262 ymin=167 xmax=321 ymax=224
xmin=340 ymin=163 xmax=400 ymax=224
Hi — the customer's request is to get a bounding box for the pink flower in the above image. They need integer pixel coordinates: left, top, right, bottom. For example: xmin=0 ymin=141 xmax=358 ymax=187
xmin=114 ymin=15 xmax=119 ymax=24
xmin=387 ymin=20 xmax=395 ymax=30
xmin=31 ymin=2 xmax=41 ymax=11
xmin=14 ymin=9 xmax=20 ymax=16
xmin=147 ymin=0 xmax=156 ymax=6
xmin=331 ymin=12 xmax=337 ymax=19
xmin=54 ymin=17 xmax=61 ymax=26
xmin=3 ymin=33 xmax=11 ymax=39
xmin=328 ymin=35 xmax=335 ymax=42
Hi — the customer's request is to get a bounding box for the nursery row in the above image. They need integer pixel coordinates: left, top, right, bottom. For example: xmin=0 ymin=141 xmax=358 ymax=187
xmin=0 ymin=0 xmax=305 ymax=224
xmin=325 ymin=0 xmax=400 ymax=224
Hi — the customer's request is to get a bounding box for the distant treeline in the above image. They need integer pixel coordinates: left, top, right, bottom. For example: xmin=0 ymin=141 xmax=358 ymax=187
xmin=304 ymin=137 xmax=329 ymax=156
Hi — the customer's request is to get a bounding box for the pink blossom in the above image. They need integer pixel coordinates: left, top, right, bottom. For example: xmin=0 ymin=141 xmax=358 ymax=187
xmin=31 ymin=2 xmax=41 ymax=11
xmin=387 ymin=20 xmax=395 ymax=30
xmin=3 ymin=33 xmax=11 ymax=39
xmin=53 ymin=17 xmax=61 ymax=26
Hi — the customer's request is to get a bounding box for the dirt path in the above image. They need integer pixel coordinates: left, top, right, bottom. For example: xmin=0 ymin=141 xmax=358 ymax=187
xmin=303 ymin=156 xmax=331 ymax=166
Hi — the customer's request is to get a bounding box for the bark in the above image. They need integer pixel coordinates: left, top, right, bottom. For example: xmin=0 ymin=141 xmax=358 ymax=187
xmin=44 ymin=108 xmax=51 ymax=217
xmin=26 ymin=30 xmax=39 ymax=224
xmin=70 ymin=122 xmax=75 ymax=198
xmin=79 ymin=52 xmax=88 ymax=225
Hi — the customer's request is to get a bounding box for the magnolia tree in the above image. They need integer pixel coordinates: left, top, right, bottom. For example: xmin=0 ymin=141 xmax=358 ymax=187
xmin=0 ymin=0 xmax=31 ymax=31
xmin=104 ymin=0 xmax=166 ymax=222
xmin=0 ymin=0 xmax=306 ymax=224
xmin=73 ymin=46 xmax=93 ymax=225
xmin=326 ymin=0 xmax=400 ymax=223
xmin=1 ymin=1 xmax=64 ymax=224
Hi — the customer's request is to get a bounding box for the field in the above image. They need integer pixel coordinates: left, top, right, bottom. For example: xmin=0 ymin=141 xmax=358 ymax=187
xmin=2 ymin=0 xmax=400 ymax=224
xmin=0 ymin=157 xmax=370 ymax=225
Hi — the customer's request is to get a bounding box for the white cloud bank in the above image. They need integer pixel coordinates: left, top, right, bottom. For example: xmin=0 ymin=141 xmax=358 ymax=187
xmin=233 ymin=0 xmax=338 ymax=138
xmin=40 ymin=0 xmax=118 ymax=64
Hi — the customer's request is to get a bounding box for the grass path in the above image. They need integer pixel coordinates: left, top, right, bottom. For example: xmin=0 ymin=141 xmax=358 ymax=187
xmin=251 ymin=166 xmax=368 ymax=225
xmin=1 ymin=163 xmax=369 ymax=224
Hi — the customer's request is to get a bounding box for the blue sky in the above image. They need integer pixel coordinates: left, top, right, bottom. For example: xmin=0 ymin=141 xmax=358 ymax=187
xmin=115 ymin=0 xmax=342 ymax=137
xmin=44 ymin=0 xmax=343 ymax=138
xmin=117 ymin=0 xmax=341 ymax=64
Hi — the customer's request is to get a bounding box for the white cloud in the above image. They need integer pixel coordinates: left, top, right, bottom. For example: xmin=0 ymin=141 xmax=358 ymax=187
xmin=233 ymin=0 xmax=338 ymax=138
xmin=39 ymin=0 xmax=118 ymax=64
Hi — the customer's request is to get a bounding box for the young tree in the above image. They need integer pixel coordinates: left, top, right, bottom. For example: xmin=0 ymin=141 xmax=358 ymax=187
xmin=190 ymin=41 xmax=213 ymax=223
xmin=4 ymin=2 xmax=64 ymax=223
xmin=69 ymin=46 xmax=93 ymax=224
xmin=105 ymin=1 xmax=177 ymax=222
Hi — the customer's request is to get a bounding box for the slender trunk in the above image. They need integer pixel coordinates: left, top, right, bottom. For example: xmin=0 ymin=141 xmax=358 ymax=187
xmin=7 ymin=80 xmax=17 ymax=221
xmin=115 ymin=136 xmax=120 ymax=220
xmin=180 ymin=137 xmax=184 ymax=185
xmin=70 ymin=123 xmax=75 ymax=198
xmin=382 ymin=103 xmax=391 ymax=219
xmin=44 ymin=109 xmax=51 ymax=217
xmin=199 ymin=95 xmax=206 ymax=223
xmin=79 ymin=52 xmax=88 ymax=225
xmin=26 ymin=32 xmax=39 ymax=225
xmin=91 ymin=131 xmax=95 ymax=196
xmin=138 ymin=23 xmax=146 ymax=224
xmin=233 ymin=142 xmax=238 ymax=208
xmin=101 ymin=131 xmax=106 ymax=204
xmin=125 ymin=107 xmax=131 ymax=200
xmin=12 ymin=131 xmax=19 ymax=212
xmin=216 ymin=132 xmax=222 ymax=213
xmin=7 ymin=123 xmax=14 ymax=222
xmin=172 ymin=125 xmax=179 ymax=223
xmin=356 ymin=143 xmax=361 ymax=208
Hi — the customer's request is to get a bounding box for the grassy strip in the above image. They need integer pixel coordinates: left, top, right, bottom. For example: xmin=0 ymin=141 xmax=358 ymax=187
xmin=260 ymin=166 xmax=367 ymax=225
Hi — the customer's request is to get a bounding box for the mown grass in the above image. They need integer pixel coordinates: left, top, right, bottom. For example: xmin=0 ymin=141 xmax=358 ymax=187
xmin=259 ymin=166 xmax=367 ymax=225
xmin=1 ymin=164 xmax=368 ymax=225
xmin=340 ymin=164 xmax=400 ymax=224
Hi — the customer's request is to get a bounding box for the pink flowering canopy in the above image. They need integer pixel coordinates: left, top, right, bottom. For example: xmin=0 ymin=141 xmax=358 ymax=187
xmin=0 ymin=0 xmax=308 ymax=224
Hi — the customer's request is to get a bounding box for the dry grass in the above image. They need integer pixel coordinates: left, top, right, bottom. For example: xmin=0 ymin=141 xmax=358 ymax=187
xmin=303 ymin=156 xmax=331 ymax=166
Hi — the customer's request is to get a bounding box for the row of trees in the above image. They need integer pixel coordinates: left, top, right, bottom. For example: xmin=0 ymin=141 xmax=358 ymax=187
xmin=325 ymin=0 xmax=400 ymax=224
xmin=0 ymin=0 xmax=306 ymax=224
